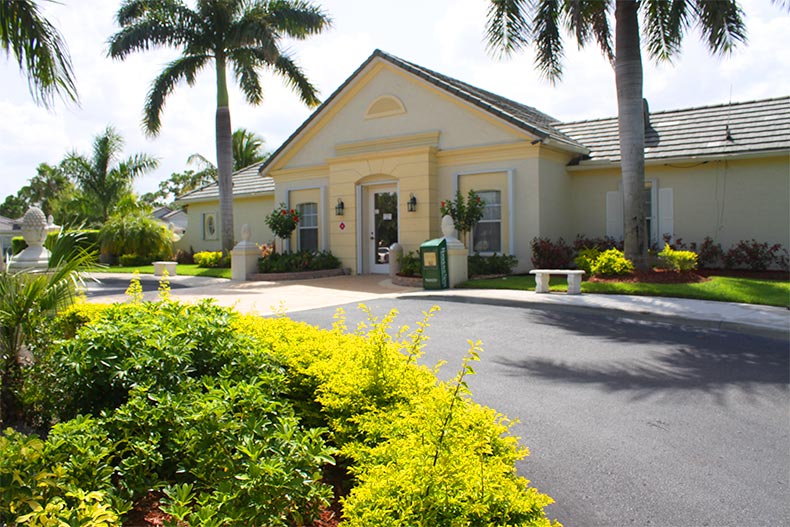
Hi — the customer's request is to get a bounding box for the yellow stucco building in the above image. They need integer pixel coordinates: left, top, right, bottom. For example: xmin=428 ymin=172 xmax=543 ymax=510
xmin=177 ymin=50 xmax=790 ymax=274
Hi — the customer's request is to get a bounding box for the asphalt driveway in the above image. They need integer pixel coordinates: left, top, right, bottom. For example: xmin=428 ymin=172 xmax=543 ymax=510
xmin=290 ymin=297 xmax=790 ymax=527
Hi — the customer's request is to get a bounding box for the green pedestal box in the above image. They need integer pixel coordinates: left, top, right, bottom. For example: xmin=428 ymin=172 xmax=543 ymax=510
xmin=420 ymin=238 xmax=449 ymax=289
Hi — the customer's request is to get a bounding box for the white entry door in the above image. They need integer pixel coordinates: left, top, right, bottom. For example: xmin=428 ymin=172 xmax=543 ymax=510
xmin=366 ymin=186 xmax=398 ymax=274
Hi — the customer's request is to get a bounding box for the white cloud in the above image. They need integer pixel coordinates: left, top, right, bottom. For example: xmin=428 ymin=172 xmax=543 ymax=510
xmin=0 ymin=0 xmax=787 ymax=202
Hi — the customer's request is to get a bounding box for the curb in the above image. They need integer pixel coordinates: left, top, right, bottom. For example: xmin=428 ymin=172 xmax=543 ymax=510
xmin=407 ymin=293 xmax=790 ymax=341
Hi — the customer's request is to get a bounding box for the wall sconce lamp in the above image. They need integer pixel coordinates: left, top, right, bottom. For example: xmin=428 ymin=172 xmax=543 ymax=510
xmin=407 ymin=193 xmax=417 ymax=212
xmin=335 ymin=198 xmax=345 ymax=216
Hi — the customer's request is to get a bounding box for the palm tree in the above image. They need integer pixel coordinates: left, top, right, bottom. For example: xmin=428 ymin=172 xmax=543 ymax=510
xmin=0 ymin=0 xmax=77 ymax=107
xmin=485 ymin=0 xmax=752 ymax=268
xmin=60 ymin=126 xmax=159 ymax=225
xmin=108 ymin=0 xmax=331 ymax=254
xmin=186 ymin=127 xmax=270 ymax=185
xmin=232 ymin=127 xmax=269 ymax=170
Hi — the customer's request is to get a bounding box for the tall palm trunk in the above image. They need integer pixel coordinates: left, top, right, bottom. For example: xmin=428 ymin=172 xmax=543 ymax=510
xmin=615 ymin=0 xmax=647 ymax=269
xmin=215 ymin=55 xmax=234 ymax=254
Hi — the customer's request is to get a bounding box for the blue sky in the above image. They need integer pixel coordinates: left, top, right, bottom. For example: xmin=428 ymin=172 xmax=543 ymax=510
xmin=1 ymin=0 xmax=788 ymax=201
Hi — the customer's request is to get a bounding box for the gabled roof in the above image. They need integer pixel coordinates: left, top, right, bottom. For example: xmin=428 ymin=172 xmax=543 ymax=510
xmin=557 ymin=96 xmax=790 ymax=165
xmin=258 ymin=49 xmax=586 ymax=176
xmin=176 ymin=161 xmax=273 ymax=204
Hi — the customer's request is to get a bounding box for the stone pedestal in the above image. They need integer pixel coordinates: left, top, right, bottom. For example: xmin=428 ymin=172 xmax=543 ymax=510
xmin=441 ymin=215 xmax=468 ymax=288
xmin=388 ymin=243 xmax=403 ymax=279
xmin=231 ymin=224 xmax=260 ymax=282
xmin=8 ymin=206 xmax=57 ymax=272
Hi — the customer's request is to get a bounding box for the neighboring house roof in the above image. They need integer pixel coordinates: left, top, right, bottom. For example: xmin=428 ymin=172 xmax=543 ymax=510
xmin=176 ymin=161 xmax=273 ymax=204
xmin=557 ymin=96 xmax=790 ymax=165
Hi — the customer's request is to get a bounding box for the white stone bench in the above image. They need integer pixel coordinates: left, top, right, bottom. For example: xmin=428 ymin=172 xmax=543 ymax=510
xmin=529 ymin=269 xmax=585 ymax=295
xmin=153 ymin=261 xmax=177 ymax=277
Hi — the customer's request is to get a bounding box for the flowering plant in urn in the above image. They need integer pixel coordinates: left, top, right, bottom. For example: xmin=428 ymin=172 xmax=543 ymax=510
xmin=440 ymin=190 xmax=485 ymax=247
xmin=264 ymin=204 xmax=300 ymax=253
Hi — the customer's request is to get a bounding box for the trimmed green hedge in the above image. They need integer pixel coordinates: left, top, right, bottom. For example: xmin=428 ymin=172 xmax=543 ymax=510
xmin=11 ymin=230 xmax=100 ymax=257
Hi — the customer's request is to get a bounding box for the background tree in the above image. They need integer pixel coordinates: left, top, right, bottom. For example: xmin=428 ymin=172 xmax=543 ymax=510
xmin=19 ymin=163 xmax=76 ymax=224
xmin=232 ymin=127 xmax=269 ymax=170
xmin=485 ymin=0 xmax=753 ymax=267
xmin=109 ymin=0 xmax=331 ymax=254
xmin=60 ymin=126 xmax=158 ymax=225
xmin=0 ymin=195 xmax=26 ymax=219
xmin=0 ymin=0 xmax=78 ymax=107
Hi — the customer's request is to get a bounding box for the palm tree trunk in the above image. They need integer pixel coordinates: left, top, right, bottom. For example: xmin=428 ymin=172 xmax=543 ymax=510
xmin=615 ymin=0 xmax=648 ymax=269
xmin=216 ymin=55 xmax=235 ymax=254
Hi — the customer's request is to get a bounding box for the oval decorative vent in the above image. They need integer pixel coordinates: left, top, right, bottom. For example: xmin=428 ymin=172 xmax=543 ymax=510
xmin=365 ymin=95 xmax=406 ymax=119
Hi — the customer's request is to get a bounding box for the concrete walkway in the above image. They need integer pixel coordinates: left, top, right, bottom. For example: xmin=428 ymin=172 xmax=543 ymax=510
xmin=87 ymin=273 xmax=790 ymax=339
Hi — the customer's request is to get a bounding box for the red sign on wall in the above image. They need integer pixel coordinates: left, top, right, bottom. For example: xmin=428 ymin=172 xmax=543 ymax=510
xmin=339 ymin=222 xmax=346 ymax=231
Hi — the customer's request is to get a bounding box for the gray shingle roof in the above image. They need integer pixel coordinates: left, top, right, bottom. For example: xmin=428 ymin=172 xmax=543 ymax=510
xmin=176 ymin=161 xmax=273 ymax=203
xmin=556 ymin=96 xmax=790 ymax=164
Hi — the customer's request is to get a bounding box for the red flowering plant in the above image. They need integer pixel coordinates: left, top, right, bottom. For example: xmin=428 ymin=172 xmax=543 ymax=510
xmin=264 ymin=203 xmax=300 ymax=252
xmin=440 ymin=190 xmax=486 ymax=247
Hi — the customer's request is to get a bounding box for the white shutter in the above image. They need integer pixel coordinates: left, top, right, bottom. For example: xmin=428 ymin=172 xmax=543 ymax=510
xmin=658 ymin=187 xmax=674 ymax=240
xmin=606 ymin=190 xmax=624 ymax=240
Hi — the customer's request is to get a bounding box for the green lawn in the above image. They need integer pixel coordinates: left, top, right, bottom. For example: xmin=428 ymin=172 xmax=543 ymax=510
xmin=90 ymin=264 xmax=232 ymax=279
xmin=460 ymin=274 xmax=790 ymax=307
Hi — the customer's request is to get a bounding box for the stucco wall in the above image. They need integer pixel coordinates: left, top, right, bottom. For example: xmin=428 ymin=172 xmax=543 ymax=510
xmin=569 ymin=154 xmax=790 ymax=250
xmin=181 ymin=195 xmax=275 ymax=254
xmin=285 ymin=65 xmax=520 ymax=169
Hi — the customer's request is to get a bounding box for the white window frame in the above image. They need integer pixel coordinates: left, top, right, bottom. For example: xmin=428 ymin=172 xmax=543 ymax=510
xmin=453 ymin=169 xmax=515 ymax=255
xmin=471 ymin=189 xmax=502 ymax=254
xmin=297 ymin=202 xmax=319 ymax=252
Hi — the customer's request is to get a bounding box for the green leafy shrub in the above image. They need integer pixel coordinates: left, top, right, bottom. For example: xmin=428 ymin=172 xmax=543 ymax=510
xmin=657 ymin=243 xmax=698 ymax=272
xmin=468 ymin=252 xmax=518 ymax=276
xmin=194 ymin=250 xmax=229 ymax=268
xmin=12 ymin=230 xmax=100 ymax=257
xmin=174 ymin=247 xmax=194 ymax=264
xmin=118 ymin=253 xmax=151 ymax=266
xmin=574 ymin=247 xmax=601 ymax=274
xmin=440 ymin=190 xmax=486 ymax=245
xmin=590 ymin=248 xmax=634 ymax=277
xmin=0 ymin=420 xmax=126 ymax=527
xmin=258 ymin=250 xmax=341 ymax=273
xmin=99 ymin=212 xmax=173 ymax=262
xmin=398 ymin=251 xmax=421 ymax=277
xmin=530 ymin=237 xmax=574 ymax=269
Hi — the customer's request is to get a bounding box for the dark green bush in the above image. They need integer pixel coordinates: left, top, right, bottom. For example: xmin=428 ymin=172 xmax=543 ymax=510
xmin=398 ymin=251 xmax=421 ymax=277
xmin=118 ymin=253 xmax=151 ymax=267
xmin=258 ymin=250 xmax=341 ymax=273
xmin=12 ymin=230 xmax=100 ymax=257
xmin=574 ymin=247 xmax=601 ymax=274
xmin=468 ymin=252 xmax=518 ymax=276
xmin=99 ymin=213 xmax=172 ymax=262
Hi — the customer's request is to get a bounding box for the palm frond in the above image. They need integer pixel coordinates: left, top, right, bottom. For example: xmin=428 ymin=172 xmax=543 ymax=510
xmin=230 ymin=48 xmax=264 ymax=105
xmin=589 ymin=2 xmax=614 ymax=63
xmin=532 ymin=0 xmax=564 ymax=82
xmin=271 ymin=50 xmax=320 ymax=107
xmin=144 ymin=54 xmax=209 ymax=136
xmin=0 ymin=0 xmax=78 ymax=107
xmin=485 ymin=0 xmax=532 ymax=58
xmin=690 ymin=0 xmax=747 ymax=54
xmin=264 ymin=0 xmax=332 ymax=39
xmin=642 ymin=0 xmax=689 ymax=61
